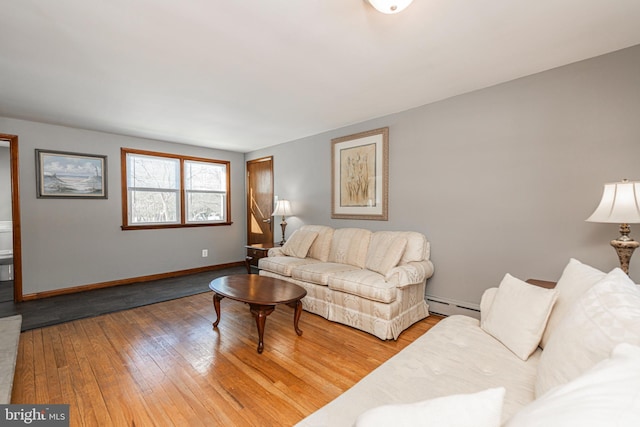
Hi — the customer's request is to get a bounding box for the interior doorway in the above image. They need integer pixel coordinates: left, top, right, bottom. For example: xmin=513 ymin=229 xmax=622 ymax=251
xmin=0 ymin=134 xmax=22 ymax=302
xmin=246 ymin=156 xmax=274 ymax=245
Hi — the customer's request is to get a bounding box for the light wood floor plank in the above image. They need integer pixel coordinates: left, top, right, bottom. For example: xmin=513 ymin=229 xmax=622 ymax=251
xmin=12 ymin=292 xmax=442 ymax=426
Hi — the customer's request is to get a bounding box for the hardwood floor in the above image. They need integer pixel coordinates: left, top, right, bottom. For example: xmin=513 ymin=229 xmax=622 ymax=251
xmin=12 ymin=292 xmax=443 ymax=427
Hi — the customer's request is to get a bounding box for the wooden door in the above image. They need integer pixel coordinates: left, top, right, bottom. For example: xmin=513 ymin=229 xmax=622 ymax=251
xmin=246 ymin=157 xmax=274 ymax=245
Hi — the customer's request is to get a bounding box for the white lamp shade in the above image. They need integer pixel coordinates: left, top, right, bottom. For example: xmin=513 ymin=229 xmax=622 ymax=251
xmin=272 ymin=200 xmax=292 ymax=216
xmin=586 ymin=181 xmax=640 ymax=224
xmin=367 ymin=0 xmax=414 ymax=14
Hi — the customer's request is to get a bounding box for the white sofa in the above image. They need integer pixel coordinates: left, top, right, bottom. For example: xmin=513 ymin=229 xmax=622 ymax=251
xmin=258 ymin=225 xmax=434 ymax=340
xmin=296 ymin=258 xmax=640 ymax=426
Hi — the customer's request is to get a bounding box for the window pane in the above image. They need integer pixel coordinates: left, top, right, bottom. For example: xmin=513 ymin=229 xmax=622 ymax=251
xmin=186 ymin=192 xmax=226 ymax=222
xmin=128 ymin=154 xmax=179 ymax=189
xmin=129 ymin=190 xmax=179 ymax=224
xmin=185 ymin=161 xmax=226 ymax=191
xmin=122 ymin=148 xmax=230 ymax=229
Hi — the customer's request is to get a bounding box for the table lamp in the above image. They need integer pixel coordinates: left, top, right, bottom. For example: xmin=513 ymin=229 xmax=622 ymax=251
xmin=586 ymin=179 xmax=640 ymax=274
xmin=272 ymin=200 xmax=292 ymax=246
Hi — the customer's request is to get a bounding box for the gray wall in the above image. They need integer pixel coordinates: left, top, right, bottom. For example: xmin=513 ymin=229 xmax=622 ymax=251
xmin=247 ymin=45 xmax=640 ymax=310
xmin=2 ymin=45 xmax=639 ymax=303
xmin=0 ymin=118 xmax=246 ymax=295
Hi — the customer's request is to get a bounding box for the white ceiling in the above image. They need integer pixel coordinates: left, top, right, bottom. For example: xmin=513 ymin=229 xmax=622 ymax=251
xmin=2 ymin=1 xmax=640 ymax=153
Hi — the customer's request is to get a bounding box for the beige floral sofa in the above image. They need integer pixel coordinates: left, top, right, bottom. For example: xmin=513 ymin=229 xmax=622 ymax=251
xmin=258 ymin=225 xmax=434 ymax=340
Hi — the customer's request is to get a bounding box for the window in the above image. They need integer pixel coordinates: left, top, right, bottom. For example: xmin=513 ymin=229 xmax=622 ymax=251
xmin=121 ymin=148 xmax=231 ymax=229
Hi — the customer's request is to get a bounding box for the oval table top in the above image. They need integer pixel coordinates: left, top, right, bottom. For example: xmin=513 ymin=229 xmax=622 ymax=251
xmin=209 ymin=274 xmax=307 ymax=305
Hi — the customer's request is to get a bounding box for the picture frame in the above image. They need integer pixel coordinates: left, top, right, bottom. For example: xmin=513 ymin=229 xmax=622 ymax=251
xmin=331 ymin=127 xmax=388 ymax=220
xmin=36 ymin=149 xmax=108 ymax=199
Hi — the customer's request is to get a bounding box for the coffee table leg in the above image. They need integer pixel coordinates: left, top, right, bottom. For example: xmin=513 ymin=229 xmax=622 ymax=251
xmin=249 ymin=304 xmax=275 ymax=353
xmin=212 ymin=293 xmax=224 ymax=328
xmin=287 ymin=300 xmax=304 ymax=336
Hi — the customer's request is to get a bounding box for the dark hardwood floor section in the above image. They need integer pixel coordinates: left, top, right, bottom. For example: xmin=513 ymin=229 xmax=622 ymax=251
xmin=0 ymin=279 xmax=12 ymax=303
xmin=12 ymin=292 xmax=443 ymax=426
xmin=0 ymin=267 xmax=246 ymax=331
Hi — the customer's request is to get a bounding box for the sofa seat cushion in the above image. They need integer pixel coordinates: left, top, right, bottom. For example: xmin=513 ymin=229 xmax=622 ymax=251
xmin=295 ymin=315 xmax=540 ymax=427
xmin=328 ymin=270 xmax=398 ymax=304
xmin=355 ymin=387 xmax=505 ymax=427
xmin=259 ymin=256 xmax=321 ymax=277
xmin=291 ymin=262 xmax=361 ymax=286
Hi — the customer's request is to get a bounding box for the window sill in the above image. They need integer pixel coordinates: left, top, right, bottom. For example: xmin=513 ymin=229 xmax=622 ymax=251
xmin=121 ymin=221 xmax=233 ymax=231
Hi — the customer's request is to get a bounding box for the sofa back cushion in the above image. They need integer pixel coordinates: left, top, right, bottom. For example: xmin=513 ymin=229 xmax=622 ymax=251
xmin=398 ymin=231 xmax=429 ymax=264
xmin=300 ymin=225 xmax=334 ymax=262
xmin=540 ymin=258 xmax=606 ymax=349
xmin=328 ymin=228 xmax=372 ymax=268
xmin=508 ymin=343 xmax=640 ymax=427
xmin=365 ymin=232 xmax=408 ymax=275
xmin=534 ymin=268 xmax=640 ymax=397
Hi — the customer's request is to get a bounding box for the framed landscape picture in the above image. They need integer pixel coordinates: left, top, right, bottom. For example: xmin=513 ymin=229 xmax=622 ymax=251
xmin=36 ymin=149 xmax=108 ymax=199
xmin=331 ymin=127 xmax=388 ymax=220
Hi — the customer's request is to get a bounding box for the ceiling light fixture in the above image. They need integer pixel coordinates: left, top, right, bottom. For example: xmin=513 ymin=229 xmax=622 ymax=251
xmin=367 ymin=0 xmax=414 ymax=14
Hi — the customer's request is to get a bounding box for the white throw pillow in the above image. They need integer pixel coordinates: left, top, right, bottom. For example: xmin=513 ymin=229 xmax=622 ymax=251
xmin=355 ymin=387 xmax=505 ymax=427
xmin=481 ymin=274 xmax=558 ymax=360
xmin=540 ymin=258 xmax=606 ymax=349
xmin=281 ymin=230 xmax=318 ymax=258
xmin=365 ymin=234 xmax=408 ymax=276
xmin=535 ymin=268 xmax=640 ymax=397
xmin=507 ymin=343 xmax=640 ymax=427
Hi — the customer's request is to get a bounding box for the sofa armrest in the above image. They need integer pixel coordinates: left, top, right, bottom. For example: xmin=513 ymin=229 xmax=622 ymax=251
xmin=385 ymin=260 xmax=434 ymax=288
xmin=268 ymin=247 xmax=285 ymax=257
xmin=480 ymin=287 xmax=499 ymax=322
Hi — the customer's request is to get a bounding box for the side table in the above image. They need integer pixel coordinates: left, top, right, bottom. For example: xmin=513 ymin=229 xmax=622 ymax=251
xmin=245 ymin=242 xmax=277 ymax=274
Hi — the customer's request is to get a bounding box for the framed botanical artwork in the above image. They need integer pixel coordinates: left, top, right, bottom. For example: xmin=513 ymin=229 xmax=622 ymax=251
xmin=331 ymin=127 xmax=389 ymax=220
xmin=35 ymin=149 xmax=108 ymax=199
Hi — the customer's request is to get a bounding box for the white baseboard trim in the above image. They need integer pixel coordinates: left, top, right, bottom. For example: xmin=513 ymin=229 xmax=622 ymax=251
xmin=426 ymin=294 xmax=480 ymax=319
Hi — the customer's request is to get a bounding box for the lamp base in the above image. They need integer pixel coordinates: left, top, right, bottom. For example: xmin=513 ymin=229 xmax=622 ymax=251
xmin=610 ymin=239 xmax=639 ymax=274
xmin=279 ymin=218 xmax=288 ymax=246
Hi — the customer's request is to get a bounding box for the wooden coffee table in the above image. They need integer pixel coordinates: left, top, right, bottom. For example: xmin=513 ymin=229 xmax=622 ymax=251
xmin=209 ymin=274 xmax=307 ymax=353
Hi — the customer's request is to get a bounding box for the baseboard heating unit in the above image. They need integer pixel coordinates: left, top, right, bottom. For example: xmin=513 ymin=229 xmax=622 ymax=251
xmin=426 ymin=295 xmax=480 ymax=319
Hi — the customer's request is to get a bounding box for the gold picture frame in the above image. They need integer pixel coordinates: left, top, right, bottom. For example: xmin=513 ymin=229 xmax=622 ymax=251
xmin=331 ymin=127 xmax=388 ymax=220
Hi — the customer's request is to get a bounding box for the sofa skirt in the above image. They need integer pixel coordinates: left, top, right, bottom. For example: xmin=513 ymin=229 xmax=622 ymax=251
xmin=259 ymin=270 xmax=429 ymax=340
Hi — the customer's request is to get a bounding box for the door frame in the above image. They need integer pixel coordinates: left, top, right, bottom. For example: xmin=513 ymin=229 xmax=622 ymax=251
xmin=246 ymin=156 xmax=274 ymax=245
xmin=1 ymin=133 xmax=22 ymax=302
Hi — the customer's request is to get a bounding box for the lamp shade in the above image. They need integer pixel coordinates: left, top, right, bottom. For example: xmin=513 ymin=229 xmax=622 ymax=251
xmin=367 ymin=0 xmax=414 ymax=14
xmin=586 ymin=180 xmax=640 ymax=224
xmin=272 ymin=200 xmax=292 ymax=217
